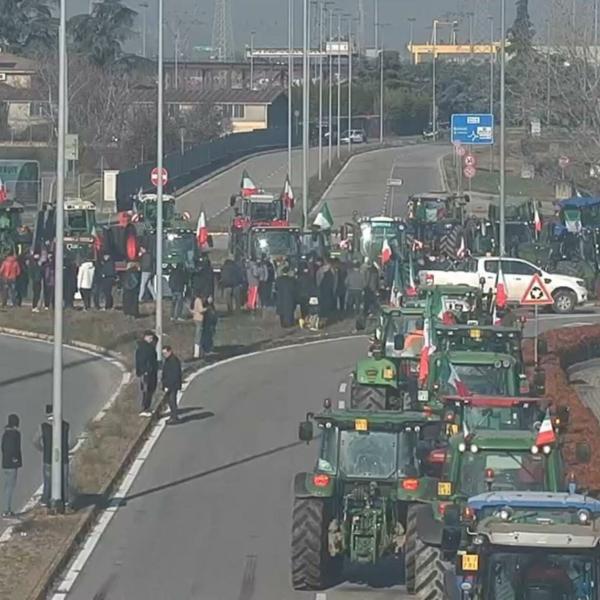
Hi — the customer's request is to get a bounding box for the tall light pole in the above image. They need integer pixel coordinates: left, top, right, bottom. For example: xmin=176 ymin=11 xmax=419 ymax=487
xmin=379 ymin=44 xmax=384 ymax=144
xmin=156 ymin=0 xmax=164 ymax=354
xmin=288 ymin=0 xmax=293 ymax=179
xmin=318 ymin=1 xmax=324 ymax=180
xmin=174 ymin=29 xmax=179 ymax=89
xmin=51 ymin=0 xmax=67 ymax=512
xmin=374 ymin=0 xmax=379 ymax=50
xmin=489 ymin=16 xmax=494 ymax=171
xmin=546 ymin=19 xmax=551 ymax=125
xmin=250 ymin=31 xmax=256 ymax=89
xmin=336 ymin=12 xmax=341 ymax=160
xmin=327 ymin=8 xmax=333 ymax=168
xmin=347 ymin=17 xmax=353 ymax=155
xmin=432 ymin=19 xmax=438 ymax=140
xmin=594 ymin=0 xmax=598 ymax=78
xmin=302 ymin=0 xmax=309 ymax=227
xmin=140 ymin=2 xmax=148 ymax=57
xmin=408 ymin=17 xmax=416 ymax=62
xmin=499 ymin=0 xmax=506 ymax=257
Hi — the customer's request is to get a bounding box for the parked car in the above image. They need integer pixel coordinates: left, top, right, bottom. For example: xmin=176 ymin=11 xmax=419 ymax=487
xmin=341 ymin=129 xmax=367 ymax=144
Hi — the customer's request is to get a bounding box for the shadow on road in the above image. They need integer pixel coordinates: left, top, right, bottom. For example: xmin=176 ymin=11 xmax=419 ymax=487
xmin=342 ymin=555 xmax=405 ymax=588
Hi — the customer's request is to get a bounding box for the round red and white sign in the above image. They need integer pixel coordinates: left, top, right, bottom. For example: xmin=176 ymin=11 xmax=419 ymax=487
xmin=464 ymin=165 xmax=477 ymax=179
xmin=150 ymin=167 xmax=169 ymax=187
xmin=455 ymin=145 xmax=466 ymax=157
xmin=464 ymin=153 xmax=477 ymax=168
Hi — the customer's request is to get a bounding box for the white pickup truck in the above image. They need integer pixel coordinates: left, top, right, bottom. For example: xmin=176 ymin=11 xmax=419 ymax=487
xmin=418 ymin=256 xmax=588 ymax=313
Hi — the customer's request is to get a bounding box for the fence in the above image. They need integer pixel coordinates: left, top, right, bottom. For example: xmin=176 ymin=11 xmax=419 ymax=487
xmin=116 ymin=127 xmax=288 ymax=211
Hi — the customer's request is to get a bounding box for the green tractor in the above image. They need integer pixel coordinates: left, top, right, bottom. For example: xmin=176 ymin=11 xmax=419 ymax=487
xmin=409 ymin=429 xmax=569 ymax=599
xmin=0 ymin=200 xmax=32 ymax=257
xmin=352 ymin=306 xmax=425 ymax=411
xmin=291 ymin=404 xmax=443 ymax=590
xmin=447 ymin=489 xmax=599 ymax=600
xmin=347 ymin=215 xmax=408 ymax=264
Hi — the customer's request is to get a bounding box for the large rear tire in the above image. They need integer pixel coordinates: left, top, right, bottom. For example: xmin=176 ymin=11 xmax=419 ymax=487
xmin=414 ymin=536 xmax=446 ymax=600
xmin=350 ymin=382 xmax=387 ymax=411
xmin=291 ymin=497 xmax=341 ymax=590
xmin=404 ymin=505 xmax=418 ymax=594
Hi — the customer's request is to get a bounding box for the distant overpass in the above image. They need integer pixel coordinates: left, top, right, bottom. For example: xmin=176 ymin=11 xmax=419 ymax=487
xmin=408 ymin=42 xmax=501 ymax=64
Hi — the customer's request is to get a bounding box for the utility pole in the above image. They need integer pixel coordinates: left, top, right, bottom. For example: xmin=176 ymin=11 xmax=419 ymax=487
xmin=379 ymin=44 xmax=384 ymax=144
xmin=594 ymin=0 xmax=599 ymax=79
xmin=408 ymin=17 xmax=415 ymax=61
xmin=302 ymin=0 xmax=309 ymax=227
xmin=499 ymin=0 xmax=506 ymax=257
xmin=250 ymin=31 xmax=255 ymax=89
xmin=432 ymin=20 xmax=438 ymax=140
xmin=174 ymin=30 xmax=179 ymax=89
xmin=52 ymin=0 xmax=66 ymax=512
xmin=328 ymin=8 xmax=333 ymax=168
xmin=374 ymin=0 xmax=379 ymax=50
xmin=156 ymin=0 xmax=164 ymax=354
xmin=140 ymin=2 xmax=148 ymax=57
xmin=347 ymin=17 xmax=353 ymax=155
xmin=489 ymin=16 xmax=494 ymax=171
xmin=336 ymin=12 xmax=341 ymax=160
xmin=288 ymin=0 xmax=293 ymax=179
xmin=318 ymin=2 xmax=324 ymax=180
xmin=546 ymin=19 xmax=551 ymax=125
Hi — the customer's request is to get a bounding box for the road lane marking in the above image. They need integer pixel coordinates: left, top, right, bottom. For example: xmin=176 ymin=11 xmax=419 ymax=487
xmin=52 ymin=334 xmax=364 ymax=598
xmin=316 ymin=594 xmax=328 ymax=600
xmin=339 ymin=382 xmax=347 ymax=393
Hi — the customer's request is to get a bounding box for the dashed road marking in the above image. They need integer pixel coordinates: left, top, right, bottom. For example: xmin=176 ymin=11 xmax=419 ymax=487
xmin=338 ymin=382 xmax=347 ymax=393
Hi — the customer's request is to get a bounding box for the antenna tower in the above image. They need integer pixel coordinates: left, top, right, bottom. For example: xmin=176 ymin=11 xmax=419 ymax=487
xmin=211 ymin=0 xmax=234 ymax=61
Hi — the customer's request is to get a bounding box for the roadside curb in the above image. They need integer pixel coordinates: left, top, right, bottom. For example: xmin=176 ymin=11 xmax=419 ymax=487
xmin=0 ymin=325 xmax=361 ymax=600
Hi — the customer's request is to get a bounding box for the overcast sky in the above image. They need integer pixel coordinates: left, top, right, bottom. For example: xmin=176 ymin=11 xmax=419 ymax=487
xmin=117 ymin=0 xmax=551 ymax=59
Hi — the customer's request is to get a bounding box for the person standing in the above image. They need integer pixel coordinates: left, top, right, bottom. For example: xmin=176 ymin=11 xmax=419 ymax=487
xmin=0 ymin=253 xmax=21 ymax=308
xmin=14 ymin=252 xmax=28 ymax=307
xmin=296 ymin=263 xmax=316 ymax=328
xmin=63 ymin=257 xmax=77 ymax=309
xmin=100 ymin=253 xmax=116 ymax=310
xmin=77 ymin=259 xmax=95 ymax=311
xmin=220 ymin=258 xmax=242 ymax=313
xmin=275 ymin=266 xmax=297 ymax=328
xmin=34 ymin=407 xmax=70 ymax=507
xmin=316 ymin=260 xmax=337 ymax=326
xmin=91 ymin=256 xmax=102 ymax=309
xmin=257 ymin=254 xmax=271 ymax=309
xmin=135 ymin=330 xmax=158 ymax=416
xmin=201 ymin=295 xmax=218 ymax=355
xmin=1 ymin=414 xmax=22 ymax=517
xmin=138 ymin=247 xmax=155 ymax=302
xmin=28 ymin=254 xmax=43 ymax=312
xmin=161 ymin=345 xmax=182 ymax=424
xmin=121 ymin=263 xmax=140 ymax=317
xmin=191 ymin=291 xmax=206 ymax=359
xmin=42 ymin=254 xmax=54 ymax=310
xmin=169 ymin=262 xmax=186 ymax=320
xmin=345 ymin=260 xmax=364 ymax=316
xmin=245 ymin=259 xmax=260 ymax=310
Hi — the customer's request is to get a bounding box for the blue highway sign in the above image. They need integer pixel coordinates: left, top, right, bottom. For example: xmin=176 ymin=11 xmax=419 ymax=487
xmin=451 ymin=113 xmax=494 ymax=145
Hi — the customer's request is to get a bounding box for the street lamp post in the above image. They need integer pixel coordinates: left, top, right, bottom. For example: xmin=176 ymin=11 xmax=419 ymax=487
xmin=288 ymin=0 xmax=293 ymax=179
xmin=408 ymin=17 xmax=416 ymax=62
xmin=318 ymin=1 xmax=324 ymax=180
xmin=489 ymin=16 xmax=494 ymax=170
xmin=140 ymin=2 xmax=148 ymax=58
xmin=327 ymin=8 xmax=333 ymax=168
xmin=379 ymin=44 xmax=384 ymax=144
xmin=250 ymin=31 xmax=256 ymax=89
xmin=51 ymin=0 xmax=67 ymax=512
xmin=156 ymin=0 xmax=164 ymax=354
xmin=302 ymin=0 xmax=309 ymax=227
xmin=336 ymin=12 xmax=341 ymax=160
xmin=347 ymin=17 xmax=352 ymax=155
xmin=374 ymin=0 xmax=379 ymax=50
xmin=432 ymin=20 xmax=438 ymax=140
xmin=499 ymin=0 xmax=506 ymax=257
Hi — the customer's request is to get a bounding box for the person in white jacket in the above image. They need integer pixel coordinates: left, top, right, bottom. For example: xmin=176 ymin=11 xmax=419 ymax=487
xmin=77 ymin=260 xmax=95 ymax=311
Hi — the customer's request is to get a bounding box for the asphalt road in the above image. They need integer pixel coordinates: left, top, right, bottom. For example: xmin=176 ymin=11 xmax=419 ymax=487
xmin=0 ymin=335 xmax=120 ymax=516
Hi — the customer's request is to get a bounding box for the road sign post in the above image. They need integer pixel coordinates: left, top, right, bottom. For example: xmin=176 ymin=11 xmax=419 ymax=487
xmin=520 ymin=273 xmax=553 ymax=366
xmin=451 ymin=113 xmax=494 ymax=145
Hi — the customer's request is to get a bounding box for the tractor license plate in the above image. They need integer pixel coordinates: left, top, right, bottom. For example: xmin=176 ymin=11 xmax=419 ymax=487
xmin=461 ymin=554 xmax=479 ymax=572
xmin=418 ymin=390 xmax=429 ymax=402
xmin=437 ymin=481 xmax=452 ymax=496
xmin=354 ymin=418 xmax=368 ymax=431
xmin=469 ymin=328 xmax=481 ymax=340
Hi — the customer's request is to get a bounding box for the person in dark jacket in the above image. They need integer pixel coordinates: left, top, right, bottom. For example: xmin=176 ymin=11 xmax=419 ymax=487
xmin=34 ymin=407 xmax=70 ymax=507
xmin=1 ymin=414 xmax=22 ymax=517
xmin=191 ymin=257 xmax=215 ymax=301
xmin=275 ymin=266 xmax=297 ymax=328
xmin=92 ymin=256 xmax=102 ymax=309
xmin=220 ymin=258 xmax=243 ymax=313
xmin=317 ymin=261 xmax=337 ymax=324
xmin=200 ymin=296 xmax=218 ymax=354
xmin=122 ymin=264 xmax=140 ymax=317
xmin=135 ymin=330 xmax=158 ymax=416
xmin=28 ymin=254 xmax=43 ymax=312
xmin=169 ymin=263 xmax=187 ymax=320
xmin=161 ymin=345 xmax=182 ymax=424
xmin=100 ymin=254 xmax=116 ymax=309
xmin=138 ymin=246 xmax=155 ymax=302
xmin=296 ymin=264 xmax=317 ymax=328
xmin=63 ymin=257 xmax=77 ymax=309
xmin=15 ymin=252 xmax=28 ymax=307
xmin=42 ymin=254 xmax=54 ymax=309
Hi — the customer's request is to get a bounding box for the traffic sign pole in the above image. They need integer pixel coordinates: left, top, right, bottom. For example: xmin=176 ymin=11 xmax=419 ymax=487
xmin=534 ymin=304 xmax=539 ymax=366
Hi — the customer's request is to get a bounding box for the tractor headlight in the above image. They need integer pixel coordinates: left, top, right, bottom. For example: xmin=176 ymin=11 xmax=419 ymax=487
xmin=473 ymin=534 xmax=485 ymax=545
xmin=542 ymin=445 xmax=552 ymax=455
xmin=497 ymin=507 xmax=513 ymax=521
xmin=325 ymin=421 xmax=332 ymax=429
xmin=458 ymin=442 xmax=467 ymax=452
xmin=470 ymin=444 xmax=479 ymax=454
xmin=494 ymin=360 xmax=502 ymax=368
xmin=502 ymin=359 xmax=511 ymax=368
xmin=578 ymin=509 xmax=591 ymax=524
xmin=460 ymin=582 xmax=473 ymax=592
xmin=531 ymin=445 xmax=540 ymax=454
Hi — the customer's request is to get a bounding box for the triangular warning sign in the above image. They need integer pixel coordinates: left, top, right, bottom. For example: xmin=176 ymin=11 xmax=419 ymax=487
xmin=520 ymin=273 xmax=554 ymax=306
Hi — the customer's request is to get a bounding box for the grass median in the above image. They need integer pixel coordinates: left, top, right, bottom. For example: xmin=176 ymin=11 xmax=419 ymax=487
xmin=0 ymin=301 xmax=357 ymax=599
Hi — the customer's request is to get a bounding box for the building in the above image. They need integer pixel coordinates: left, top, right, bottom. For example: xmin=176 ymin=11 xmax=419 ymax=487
xmin=0 ymin=82 xmax=50 ymax=135
xmin=130 ymin=87 xmax=287 ymax=133
xmin=0 ymin=52 xmax=37 ymax=88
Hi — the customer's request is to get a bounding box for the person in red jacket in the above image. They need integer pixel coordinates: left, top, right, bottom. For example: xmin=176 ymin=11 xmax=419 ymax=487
xmin=0 ymin=253 xmax=21 ymax=308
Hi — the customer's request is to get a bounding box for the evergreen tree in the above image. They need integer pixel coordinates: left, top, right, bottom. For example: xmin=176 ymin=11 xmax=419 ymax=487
xmin=508 ymin=0 xmax=535 ymax=57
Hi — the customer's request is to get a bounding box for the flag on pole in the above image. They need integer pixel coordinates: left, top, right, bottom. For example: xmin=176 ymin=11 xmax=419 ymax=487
xmin=0 ymin=178 xmax=7 ymax=203
xmin=381 ymin=238 xmax=392 ymax=264
xmin=533 ymin=204 xmax=542 ymax=234
xmin=418 ymin=318 xmax=436 ymax=385
xmin=448 ymin=362 xmax=470 ymax=396
xmin=462 ymin=418 xmax=470 ymax=440
xmin=457 ymin=236 xmax=466 ymax=258
xmin=240 ymin=170 xmax=259 ymax=197
xmin=406 ymin=252 xmax=417 ymax=296
xmin=535 ymin=409 xmax=557 ymax=446
xmin=313 ymin=202 xmax=334 ymax=230
xmin=280 ymin=175 xmax=295 ymax=209
xmin=496 ymin=261 xmax=508 ymax=309
xmin=196 ymin=211 xmax=209 ymax=249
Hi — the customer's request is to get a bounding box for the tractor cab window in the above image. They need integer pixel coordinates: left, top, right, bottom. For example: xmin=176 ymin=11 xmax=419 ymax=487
xmin=339 ymin=430 xmax=398 ymax=479
xmin=505 ymin=222 xmax=534 ymax=245
xmin=163 ymin=234 xmax=197 ymax=269
xmin=248 ymin=202 xmax=278 ymax=222
xmin=317 ymin=426 xmax=338 ymax=474
xmin=458 ymin=451 xmax=546 ymax=497
xmin=441 ymin=363 xmax=510 ymax=396
xmin=359 ymin=222 xmax=400 ymax=260
xmin=142 ymin=200 xmax=175 ymax=224
xmin=252 ymin=230 xmax=299 ymax=258
xmin=66 ymin=210 xmax=94 ymax=234
xmin=462 ymin=405 xmax=536 ymax=432
xmin=487 ymin=551 xmax=596 ymax=600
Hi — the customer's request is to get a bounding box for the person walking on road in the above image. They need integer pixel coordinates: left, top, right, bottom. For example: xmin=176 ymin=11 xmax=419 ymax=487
xmin=220 ymin=257 xmax=243 ymax=313
xmin=77 ymin=259 xmax=95 ymax=311
xmin=1 ymin=414 xmax=22 ymax=517
xmin=34 ymin=406 xmax=70 ymax=507
xmin=161 ymin=345 xmax=182 ymax=424
xmin=42 ymin=254 xmax=54 ymax=310
xmin=0 ymin=253 xmax=21 ymax=307
xmin=169 ymin=262 xmax=186 ymax=320
xmin=100 ymin=253 xmax=116 ymax=310
xmin=135 ymin=330 xmax=158 ymax=416
xmin=245 ymin=259 xmax=260 ymax=311
xmin=191 ymin=291 xmax=206 ymax=359
xmin=28 ymin=254 xmax=43 ymax=312
xmin=275 ymin=266 xmax=296 ymax=328
xmin=345 ymin=260 xmax=364 ymax=316
xmin=138 ymin=247 xmax=155 ymax=302
xmin=200 ymin=295 xmax=217 ymax=355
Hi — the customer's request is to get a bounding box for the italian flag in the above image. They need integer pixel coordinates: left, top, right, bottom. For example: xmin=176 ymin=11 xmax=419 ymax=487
xmin=496 ymin=261 xmax=508 ymax=309
xmin=281 ymin=175 xmax=295 ymax=209
xmin=196 ymin=211 xmax=209 ymax=249
xmin=240 ymin=170 xmax=259 ymax=197
xmin=447 ymin=362 xmax=470 ymax=396
xmin=381 ymin=238 xmax=392 ymax=265
xmin=418 ymin=318 xmax=436 ymax=385
xmin=533 ymin=203 xmax=542 ymax=234
xmin=313 ymin=202 xmax=334 ymax=230
xmin=457 ymin=235 xmax=466 ymax=258
xmin=0 ymin=178 xmax=7 ymax=203
xmin=535 ymin=409 xmax=556 ymax=446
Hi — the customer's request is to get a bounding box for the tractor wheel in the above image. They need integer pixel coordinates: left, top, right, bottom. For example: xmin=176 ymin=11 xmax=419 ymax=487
xmin=350 ymin=382 xmax=387 ymax=411
xmin=414 ymin=536 xmax=446 ymax=600
xmin=291 ymin=497 xmax=341 ymax=590
xmin=404 ymin=505 xmax=419 ymax=594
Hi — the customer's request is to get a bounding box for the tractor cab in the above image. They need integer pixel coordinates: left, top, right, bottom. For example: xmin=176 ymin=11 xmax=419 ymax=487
xmin=249 ymin=225 xmax=301 ymax=264
xmin=433 ymin=325 xmax=522 ymax=357
xmin=407 ymin=192 xmax=469 ymax=225
xmin=163 ymin=229 xmax=199 ymax=271
xmin=352 ymin=216 xmax=407 ymax=263
xmin=232 ymin=192 xmax=284 ymax=225
xmin=423 ymin=284 xmax=490 ymax=325
xmin=134 ymin=193 xmax=177 ymax=229
xmin=300 ymin=228 xmax=331 ymax=260
xmin=450 ymin=492 xmax=600 ymax=600
xmin=64 ymin=198 xmax=96 ymax=236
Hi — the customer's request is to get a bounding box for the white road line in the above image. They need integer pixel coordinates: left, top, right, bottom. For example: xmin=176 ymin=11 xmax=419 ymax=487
xmin=561 ymin=322 xmax=595 ymax=328
xmin=315 ymin=593 xmax=328 ymax=600
xmin=338 ymin=382 xmax=347 ymax=393
xmin=52 ymin=335 xmax=363 ymax=598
